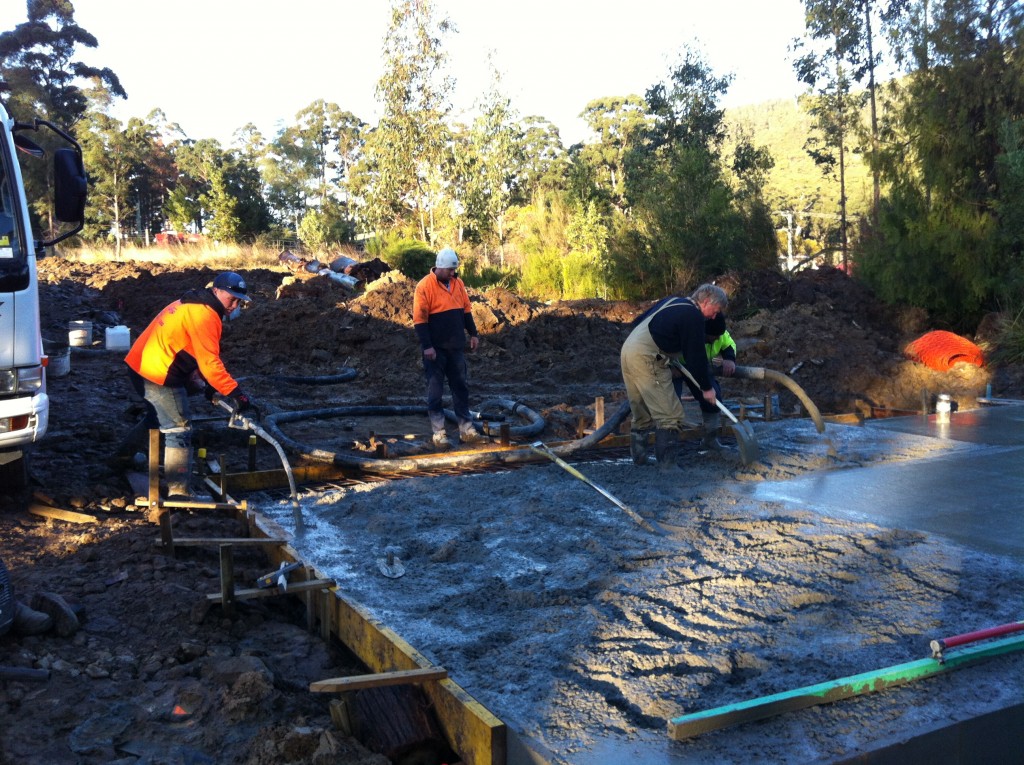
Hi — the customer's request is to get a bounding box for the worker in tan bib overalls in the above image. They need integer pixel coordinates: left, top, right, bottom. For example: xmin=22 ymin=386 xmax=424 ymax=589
xmin=620 ymin=284 xmax=728 ymax=470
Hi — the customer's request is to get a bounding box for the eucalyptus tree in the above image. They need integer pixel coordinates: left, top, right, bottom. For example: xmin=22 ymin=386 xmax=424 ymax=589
xmin=76 ymin=110 xmax=177 ymax=256
xmin=578 ymin=95 xmax=651 ymax=212
xmin=518 ymin=116 xmax=569 ymax=197
xmin=351 ymin=0 xmax=455 ymax=240
xmin=462 ymin=63 xmax=527 ymax=266
xmin=622 ymin=49 xmax=775 ymax=294
xmin=793 ymin=0 xmax=871 ymax=271
xmin=0 ymin=0 xmax=125 ymax=123
xmin=174 ymin=138 xmax=270 ymax=243
xmin=0 ymin=0 xmax=124 ymax=233
xmin=78 ymin=111 xmax=138 ymax=255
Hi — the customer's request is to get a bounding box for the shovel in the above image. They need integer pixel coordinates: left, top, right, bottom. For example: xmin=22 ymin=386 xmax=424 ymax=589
xmin=670 ymin=360 xmax=760 ymax=465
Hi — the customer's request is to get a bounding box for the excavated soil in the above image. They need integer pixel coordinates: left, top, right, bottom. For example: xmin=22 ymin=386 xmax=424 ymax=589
xmin=1 ymin=255 xmax=1023 ymax=764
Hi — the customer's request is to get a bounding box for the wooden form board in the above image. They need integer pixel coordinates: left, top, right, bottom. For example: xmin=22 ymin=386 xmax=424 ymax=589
xmin=244 ymin=512 xmax=506 ymax=765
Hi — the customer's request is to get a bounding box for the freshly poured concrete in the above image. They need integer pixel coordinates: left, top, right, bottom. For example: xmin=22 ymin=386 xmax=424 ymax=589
xmin=259 ymin=403 xmax=1024 ymax=765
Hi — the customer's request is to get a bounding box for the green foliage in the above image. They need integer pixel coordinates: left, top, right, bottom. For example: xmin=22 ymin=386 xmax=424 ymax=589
xmin=856 ymin=180 xmax=999 ymax=327
xmin=352 ymin=0 xmax=454 ymax=237
xmin=855 ymin=0 xmax=1024 ymax=328
xmin=518 ymin=247 xmax=567 ymax=300
xmin=297 ymin=209 xmax=331 ymax=251
xmin=386 ymin=238 xmax=436 ymax=278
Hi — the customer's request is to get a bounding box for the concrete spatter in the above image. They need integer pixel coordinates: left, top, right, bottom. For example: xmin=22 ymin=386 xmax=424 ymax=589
xmin=257 ymin=420 xmax=1024 ymax=765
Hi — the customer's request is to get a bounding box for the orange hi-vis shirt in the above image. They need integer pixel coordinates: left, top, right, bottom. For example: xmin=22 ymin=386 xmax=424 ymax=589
xmin=412 ymin=270 xmax=477 ymax=350
xmin=125 ymin=298 xmax=239 ymax=396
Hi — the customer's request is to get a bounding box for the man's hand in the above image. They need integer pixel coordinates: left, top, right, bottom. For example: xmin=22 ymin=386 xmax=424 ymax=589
xmin=423 ymin=347 xmax=437 ymax=361
xmin=233 ymin=391 xmax=253 ymax=412
xmin=702 ymin=388 xmax=718 ymax=407
xmin=720 ymin=359 xmax=737 ymax=377
xmin=469 ymin=336 xmax=479 ymax=352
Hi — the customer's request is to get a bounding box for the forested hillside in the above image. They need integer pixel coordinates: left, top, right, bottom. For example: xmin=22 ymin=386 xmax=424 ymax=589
xmin=724 ymin=98 xmax=872 ymax=227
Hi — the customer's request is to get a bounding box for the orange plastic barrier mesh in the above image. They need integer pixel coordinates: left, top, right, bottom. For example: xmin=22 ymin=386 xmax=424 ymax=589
xmin=904 ymin=330 xmax=985 ymax=371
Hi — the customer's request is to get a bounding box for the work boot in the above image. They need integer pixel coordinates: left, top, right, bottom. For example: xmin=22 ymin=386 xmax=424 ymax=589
xmin=12 ymin=600 xmax=52 ymax=636
xmin=164 ymin=445 xmax=194 ymax=499
xmin=29 ymin=592 xmax=80 ymax=638
xmin=458 ymin=426 xmax=485 ymax=445
xmin=700 ymin=411 xmax=734 ymax=452
xmin=629 ymin=429 xmax=651 ymax=466
xmin=654 ymin=428 xmax=682 ymax=472
xmin=432 ymin=431 xmax=451 ymax=451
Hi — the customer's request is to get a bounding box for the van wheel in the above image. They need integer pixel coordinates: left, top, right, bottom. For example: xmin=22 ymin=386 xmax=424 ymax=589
xmin=0 ymin=453 xmax=29 ymax=490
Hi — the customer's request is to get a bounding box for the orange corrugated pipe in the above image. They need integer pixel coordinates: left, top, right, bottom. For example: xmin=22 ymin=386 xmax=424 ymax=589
xmin=904 ymin=330 xmax=985 ymax=371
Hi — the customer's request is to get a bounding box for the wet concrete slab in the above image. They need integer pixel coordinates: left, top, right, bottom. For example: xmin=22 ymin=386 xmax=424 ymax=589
xmin=748 ymin=403 xmax=1024 ymax=560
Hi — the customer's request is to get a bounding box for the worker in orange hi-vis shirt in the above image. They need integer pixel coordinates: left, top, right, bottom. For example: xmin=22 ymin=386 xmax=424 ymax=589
xmin=412 ymin=248 xmax=483 ymax=451
xmin=121 ymin=272 xmax=254 ymax=498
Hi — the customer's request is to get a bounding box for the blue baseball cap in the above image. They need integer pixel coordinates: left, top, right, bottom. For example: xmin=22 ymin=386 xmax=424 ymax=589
xmin=212 ymin=272 xmax=252 ymax=303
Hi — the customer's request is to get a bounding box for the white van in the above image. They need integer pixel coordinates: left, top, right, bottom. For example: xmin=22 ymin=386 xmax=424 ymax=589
xmin=0 ymin=102 xmax=87 ymax=488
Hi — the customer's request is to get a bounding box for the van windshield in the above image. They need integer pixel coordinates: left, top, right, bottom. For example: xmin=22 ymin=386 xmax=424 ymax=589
xmin=0 ymin=145 xmax=28 ymax=289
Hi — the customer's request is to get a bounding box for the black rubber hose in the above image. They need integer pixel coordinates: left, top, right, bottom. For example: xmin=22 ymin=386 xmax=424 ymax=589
xmin=261 ymin=399 xmax=630 ymax=474
xmin=236 ymin=367 xmax=358 ymax=385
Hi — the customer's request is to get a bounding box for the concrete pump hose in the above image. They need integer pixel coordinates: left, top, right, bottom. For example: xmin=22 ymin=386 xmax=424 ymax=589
xmin=235 ymin=367 xmax=358 ymax=385
xmin=261 ymin=399 xmax=630 ymax=475
xmin=731 ymin=364 xmax=825 ymax=433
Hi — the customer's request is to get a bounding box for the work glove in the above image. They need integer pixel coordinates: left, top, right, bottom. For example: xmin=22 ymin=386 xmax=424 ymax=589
xmin=229 ymin=390 xmax=253 ymax=413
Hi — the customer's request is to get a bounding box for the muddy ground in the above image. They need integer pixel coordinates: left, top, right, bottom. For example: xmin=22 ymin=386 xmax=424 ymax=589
xmin=1 ymin=255 xmax=1023 ymax=764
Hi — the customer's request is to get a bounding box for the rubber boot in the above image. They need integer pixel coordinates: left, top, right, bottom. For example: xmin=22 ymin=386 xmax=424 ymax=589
xmin=700 ymin=411 xmax=734 ymax=452
xmin=654 ymin=428 xmax=681 ymax=472
xmin=29 ymin=592 xmax=80 ymax=637
xmin=164 ymin=446 xmax=194 ymax=499
xmin=12 ymin=600 xmax=52 ymax=636
xmin=629 ymin=429 xmax=651 ymax=466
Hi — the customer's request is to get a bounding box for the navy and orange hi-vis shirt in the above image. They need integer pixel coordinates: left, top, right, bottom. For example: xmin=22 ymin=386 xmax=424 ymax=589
xmin=125 ymin=288 xmax=240 ymax=396
xmin=412 ymin=269 xmax=478 ymax=351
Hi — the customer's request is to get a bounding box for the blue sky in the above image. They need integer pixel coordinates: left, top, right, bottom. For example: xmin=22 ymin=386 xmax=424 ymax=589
xmin=1 ymin=0 xmax=808 ymax=145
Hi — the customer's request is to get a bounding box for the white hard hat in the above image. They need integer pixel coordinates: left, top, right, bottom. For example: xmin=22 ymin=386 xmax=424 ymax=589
xmin=436 ymin=248 xmax=459 ymax=269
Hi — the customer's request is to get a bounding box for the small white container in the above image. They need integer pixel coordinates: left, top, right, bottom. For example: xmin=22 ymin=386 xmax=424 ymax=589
xmin=936 ymin=394 xmax=951 ymax=424
xmin=105 ymin=325 xmax=131 ymax=351
xmin=68 ymin=320 xmax=93 ymax=347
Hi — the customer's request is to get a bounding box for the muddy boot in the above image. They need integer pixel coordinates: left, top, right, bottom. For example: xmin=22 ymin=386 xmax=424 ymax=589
xmin=458 ymin=425 xmax=485 ymax=444
xmin=432 ymin=431 xmax=451 ymax=451
xmin=700 ymin=411 xmax=734 ymax=452
xmin=164 ymin=446 xmax=194 ymax=499
xmin=29 ymin=592 xmax=79 ymax=637
xmin=629 ymin=429 xmax=651 ymax=466
xmin=12 ymin=600 xmax=52 ymax=636
xmin=654 ymin=428 xmax=682 ymax=472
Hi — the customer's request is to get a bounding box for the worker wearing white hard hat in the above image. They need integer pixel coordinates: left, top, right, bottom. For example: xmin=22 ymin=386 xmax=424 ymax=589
xmin=412 ymin=248 xmax=483 ymax=449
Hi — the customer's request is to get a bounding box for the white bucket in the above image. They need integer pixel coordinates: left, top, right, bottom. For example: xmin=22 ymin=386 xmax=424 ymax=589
xmin=105 ymin=325 xmax=131 ymax=351
xmin=46 ymin=345 xmax=70 ymax=377
xmin=68 ymin=320 xmax=93 ymax=347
